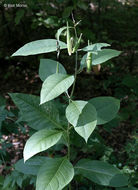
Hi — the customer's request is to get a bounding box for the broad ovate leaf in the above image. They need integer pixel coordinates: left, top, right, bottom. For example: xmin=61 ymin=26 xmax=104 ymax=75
xmin=66 ymin=101 xmax=97 ymax=142
xmin=9 ymin=93 xmax=61 ymax=130
xmin=40 ymin=73 xmax=74 ymax=104
xmin=89 ymin=96 xmax=120 ymax=125
xmin=12 ymin=39 xmax=67 ymax=56
xmin=15 ymin=156 xmax=51 ymax=175
xmin=82 ymin=43 xmax=110 ymax=52
xmin=80 ymin=49 xmax=121 ymax=68
xmin=36 ymin=157 xmax=74 ymax=190
xmin=92 ymin=49 xmax=121 ymax=65
xmin=24 ymin=129 xmax=63 ymax=162
xmin=75 ymin=159 xmax=128 ymax=187
xmin=39 ymin=59 xmax=66 ymax=81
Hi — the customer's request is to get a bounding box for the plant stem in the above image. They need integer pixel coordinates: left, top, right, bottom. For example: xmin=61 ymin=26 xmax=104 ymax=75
xmin=67 ymin=118 xmax=71 ymax=190
xmin=56 ymin=40 xmax=60 ymax=73
xmin=70 ymin=51 xmax=78 ymax=99
xmin=67 ymin=122 xmax=70 ymax=160
xmin=67 ymin=16 xmax=79 ymax=189
xmin=67 ymin=51 xmax=78 ymax=190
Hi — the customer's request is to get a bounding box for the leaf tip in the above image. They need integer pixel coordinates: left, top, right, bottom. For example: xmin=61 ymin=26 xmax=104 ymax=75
xmin=40 ymin=100 xmax=45 ymax=105
xmin=11 ymin=53 xmax=15 ymax=57
xmin=84 ymin=138 xmax=88 ymax=143
xmin=23 ymin=152 xmax=29 ymax=163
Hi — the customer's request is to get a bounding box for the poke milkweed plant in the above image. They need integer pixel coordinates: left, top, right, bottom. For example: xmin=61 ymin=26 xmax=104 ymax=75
xmin=9 ymin=20 xmax=129 ymax=190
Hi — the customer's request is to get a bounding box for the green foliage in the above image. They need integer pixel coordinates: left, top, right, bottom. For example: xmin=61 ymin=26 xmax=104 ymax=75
xmin=75 ymin=159 xmax=128 ymax=187
xmin=7 ymin=19 xmax=135 ymax=190
xmin=82 ymin=43 xmax=111 ymax=52
xmin=40 ymin=74 xmax=74 ymax=104
xmin=15 ymin=156 xmax=51 ymax=175
xmin=81 ymin=49 xmax=121 ymax=68
xmin=0 ymin=1 xmax=137 ymax=189
xmin=66 ymin=101 xmax=97 ymax=142
xmin=89 ymin=97 xmax=120 ymax=125
xmin=9 ymin=93 xmax=61 ymax=130
xmin=12 ymin=39 xmax=67 ymax=56
xmin=39 ymin=59 xmax=66 ymax=81
xmin=24 ymin=129 xmax=63 ymax=161
xmin=15 ymin=10 xmax=25 ymax=25
xmin=36 ymin=157 xmax=74 ymax=190
xmin=116 ymin=187 xmax=138 ymax=190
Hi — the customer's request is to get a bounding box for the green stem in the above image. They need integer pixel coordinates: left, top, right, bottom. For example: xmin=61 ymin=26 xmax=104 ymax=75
xmin=67 ymin=51 xmax=78 ymax=190
xmin=67 ymin=16 xmax=78 ymax=190
xmin=67 ymin=123 xmax=70 ymax=160
xmin=67 ymin=116 xmax=71 ymax=190
xmin=70 ymin=51 xmax=78 ymax=99
xmin=56 ymin=40 xmax=60 ymax=73
xmin=56 ymin=62 xmax=59 ymax=73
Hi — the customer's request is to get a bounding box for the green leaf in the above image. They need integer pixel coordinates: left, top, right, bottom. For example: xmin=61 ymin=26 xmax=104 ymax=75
xmin=12 ymin=39 xmax=67 ymax=56
xmin=81 ymin=49 xmax=121 ymax=68
xmin=15 ymin=156 xmax=51 ymax=175
xmin=56 ymin=26 xmax=73 ymax=41
xmin=24 ymin=129 xmax=63 ymax=161
xmin=39 ymin=59 xmax=66 ymax=81
xmin=0 ymin=95 xmax=6 ymax=107
xmin=116 ymin=187 xmax=138 ymax=190
xmin=3 ymin=175 xmax=12 ymax=189
xmin=9 ymin=93 xmax=61 ymax=130
xmin=36 ymin=157 xmax=74 ymax=190
xmin=0 ymin=96 xmax=6 ymax=129
xmin=92 ymin=49 xmax=121 ymax=65
xmin=66 ymin=101 xmax=97 ymax=142
xmin=62 ymin=6 xmax=73 ymax=18
xmin=40 ymin=73 xmax=74 ymax=104
xmin=56 ymin=26 xmax=67 ymax=41
xmin=75 ymin=159 xmax=128 ymax=187
xmin=15 ymin=10 xmax=25 ymax=25
xmin=0 ymin=107 xmax=7 ymax=130
xmin=77 ymin=1 xmax=88 ymax=10
xmin=0 ymin=175 xmax=4 ymax=186
xmin=89 ymin=97 xmax=120 ymax=125
xmin=82 ymin=43 xmax=110 ymax=52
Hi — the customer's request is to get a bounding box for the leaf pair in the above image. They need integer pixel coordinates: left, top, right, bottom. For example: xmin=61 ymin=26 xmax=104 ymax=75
xmin=39 ymin=59 xmax=66 ymax=81
xmin=66 ymin=101 xmax=97 ymax=142
xmin=15 ymin=156 xmax=129 ymax=190
xmin=66 ymin=97 xmax=120 ymax=142
xmin=39 ymin=58 xmax=74 ymax=105
xmin=16 ymin=156 xmax=74 ymax=190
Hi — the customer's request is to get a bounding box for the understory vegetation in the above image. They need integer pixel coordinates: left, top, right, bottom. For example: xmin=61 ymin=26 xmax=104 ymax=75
xmin=0 ymin=0 xmax=138 ymax=190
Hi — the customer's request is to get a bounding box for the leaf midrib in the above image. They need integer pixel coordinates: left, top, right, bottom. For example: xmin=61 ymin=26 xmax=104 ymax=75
xmin=30 ymin=131 xmax=62 ymax=150
xmin=15 ymin=95 xmax=62 ymax=129
xmin=45 ymin=159 xmax=66 ymax=189
xmin=45 ymin=75 xmax=73 ymax=100
xmin=75 ymin=166 xmax=116 ymax=177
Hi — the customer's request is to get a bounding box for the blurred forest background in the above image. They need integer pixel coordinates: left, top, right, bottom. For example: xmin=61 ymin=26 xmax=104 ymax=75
xmin=0 ymin=0 xmax=138 ymax=189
